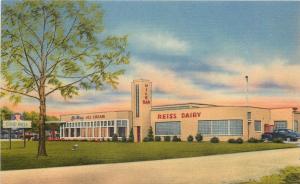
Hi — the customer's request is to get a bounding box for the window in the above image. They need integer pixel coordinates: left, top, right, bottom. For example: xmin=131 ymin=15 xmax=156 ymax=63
xmin=247 ymin=112 xmax=251 ymax=120
xmin=118 ymin=127 xmax=126 ymax=137
xmin=274 ymin=121 xmax=287 ymax=129
xmin=212 ymin=120 xmax=228 ymax=135
xmin=198 ymin=119 xmax=243 ymax=136
xmin=155 ymin=122 xmax=181 ymax=136
xmin=294 ymin=120 xmax=299 ymax=132
xmin=230 ymin=119 xmax=243 ymax=135
xmin=199 ymin=120 xmax=211 ymax=135
xmin=254 ymin=120 xmax=262 ymax=132
xmin=136 ymin=84 xmax=139 ymax=117
xmin=117 ymin=120 xmax=127 ymax=127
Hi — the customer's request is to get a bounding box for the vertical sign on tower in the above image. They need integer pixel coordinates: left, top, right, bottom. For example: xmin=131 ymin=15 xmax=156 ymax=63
xmin=131 ymin=79 xmax=152 ymax=142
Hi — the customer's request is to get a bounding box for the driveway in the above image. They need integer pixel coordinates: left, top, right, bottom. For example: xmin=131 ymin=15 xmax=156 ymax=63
xmin=1 ymin=148 xmax=300 ymax=184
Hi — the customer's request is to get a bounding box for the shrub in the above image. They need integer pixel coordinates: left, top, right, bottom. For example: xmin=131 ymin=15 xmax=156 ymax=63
xmin=107 ymin=138 xmax=111 ymax=142
xmin=273 ymin=138 xmax=284 ymax=143
xmin=112 ymin=134 xmax=118 ymax=142
xmin=236 ymin=137 xmax=243 ymax=144
xmin=143 ymin=137 xmax=149 ymax=142
xmin=121 ymin=136 xmax=127 ymax=142
xmin=248 ymin=137 xmax=259 ymax=143
xmin=155 ymin=136 xmax=161 ymax=142
xmin=172 ymin=136 xmax=180 ymax=142
xmin=228 ymin=138 xmax=236 ymax=143
xmin=178 ymin=137 xmax=181 ymax=142
xmin=195 ymin=133 xmax=203 ymax=142
xmin=187 ymin=135 xmax=194 ymax=142
xmin=210 ymin=137 xmax=219 ymax=143
xmin=147 ymin=126 xmax=154 ymax=142
xmin=164 ymin=136 xmax=171 ymax=142
xmin=128 ymin=128 xmax=134 ymax=142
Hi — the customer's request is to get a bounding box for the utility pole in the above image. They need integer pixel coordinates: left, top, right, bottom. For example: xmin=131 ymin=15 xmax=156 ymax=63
xmin=245 ymin=75 xmax=250 ymax=140
xmin=245 ymin=75 xmax=249 ymax=106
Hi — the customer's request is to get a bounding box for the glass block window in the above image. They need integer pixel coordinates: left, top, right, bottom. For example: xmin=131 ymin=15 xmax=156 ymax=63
xmin=230 ymin=120 xmax=243 ymax=135
xmin=155 ymin=122 xmax=181 ymax=136
xmin=199 ymin=120 xmax=211 ymax=135
xmin=274 ymin=121 xmax=287 ymax=129
xmin=198 ymin=119 xmax=243 ymax=136
xmin=254 ymin=120 xmax=262 ymax=132
xmin=212 ymin=120 xmax=228 ymax=135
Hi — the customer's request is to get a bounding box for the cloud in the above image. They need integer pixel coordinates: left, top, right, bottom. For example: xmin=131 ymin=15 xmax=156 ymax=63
xmin=130 ymin=31 xmax=189 ymax=55
xmin=194 ymin=57 xmax=300 ymax=92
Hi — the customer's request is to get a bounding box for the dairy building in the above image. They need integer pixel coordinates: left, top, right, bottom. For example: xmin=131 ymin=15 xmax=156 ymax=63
xmin=60 ymin=79 xmax=300 ymax=142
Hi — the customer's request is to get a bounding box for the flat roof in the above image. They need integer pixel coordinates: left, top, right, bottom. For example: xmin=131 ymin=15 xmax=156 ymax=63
xmin=60 ymin=110 xmax=132 ymax=117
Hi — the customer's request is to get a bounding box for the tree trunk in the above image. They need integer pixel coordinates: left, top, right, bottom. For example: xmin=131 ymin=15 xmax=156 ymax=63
xmin=37 ymin=87 xmax=47 ymax=156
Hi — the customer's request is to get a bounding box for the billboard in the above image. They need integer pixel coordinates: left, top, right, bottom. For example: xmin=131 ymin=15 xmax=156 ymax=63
xmin=2 ymin=120 xmax=32 ymax=128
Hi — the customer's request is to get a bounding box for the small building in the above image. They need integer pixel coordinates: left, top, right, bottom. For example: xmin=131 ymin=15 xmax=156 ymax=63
xmin=59 ymin=79 xmax=300 ymax=142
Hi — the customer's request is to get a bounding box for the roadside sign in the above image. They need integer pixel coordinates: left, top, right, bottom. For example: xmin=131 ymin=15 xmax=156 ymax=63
xmin=3 ymin=120 xmax=32 ymax=128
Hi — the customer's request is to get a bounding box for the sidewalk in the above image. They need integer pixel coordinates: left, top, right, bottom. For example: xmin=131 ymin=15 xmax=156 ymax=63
xmin=1 ymin=148 xmax=300 ymax=184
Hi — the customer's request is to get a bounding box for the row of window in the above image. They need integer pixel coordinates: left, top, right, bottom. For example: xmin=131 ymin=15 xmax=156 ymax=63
xmin=64 ymin=120 xmax=128 ymax=128
xmin=198 ymin=120 xmax=243 ymax=136
xmin=155 ymin=119 xmax=244 ymax=136
xmin=155 ymin=120 xmax=296 ymax=136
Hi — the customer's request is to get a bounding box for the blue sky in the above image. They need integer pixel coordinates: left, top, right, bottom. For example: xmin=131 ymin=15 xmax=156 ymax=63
xmin=3 ymin=1 xmax=300 ymax=115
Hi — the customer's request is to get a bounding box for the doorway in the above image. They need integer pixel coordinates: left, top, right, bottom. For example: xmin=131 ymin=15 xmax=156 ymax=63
xmin=137 ymin=126 xmax=141 ymax=142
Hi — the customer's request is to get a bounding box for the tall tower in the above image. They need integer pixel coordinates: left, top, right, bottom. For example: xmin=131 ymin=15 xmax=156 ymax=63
xmin=131 ymin=79 xmax=152 ymax=142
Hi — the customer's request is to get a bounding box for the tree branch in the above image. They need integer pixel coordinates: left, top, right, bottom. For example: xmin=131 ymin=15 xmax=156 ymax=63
xmin=46 ymin=15 xmax=78 ymax=56
xmin=1 ymin=87 xmax=39 ymax=100
xmin=17 ymin=21 xmax=40 ymax=91
xmin=45 ymin=59 xmax=115 ymax=97
xmin=46 ymin=47 xmax=89 ymax=77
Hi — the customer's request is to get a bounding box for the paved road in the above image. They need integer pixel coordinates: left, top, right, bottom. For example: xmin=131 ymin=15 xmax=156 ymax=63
xmin=1 ymin=148 xmax=300 ymax=184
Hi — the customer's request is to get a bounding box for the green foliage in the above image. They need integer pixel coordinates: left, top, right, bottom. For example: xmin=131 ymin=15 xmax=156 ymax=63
xmin=1 ymin=0 xmax=129 ymax=155
xmin=210 ymin=137 xmax=220 ymax=143
xmin=143 ymin=137 xmax=149 ymax=142
xmin=248 ymin=137 xmax=260 ymax=143
xmin=195 ymin=133 xmax=203 ymax=142
xmin=155 ymin=136 xmax=161 ymax=142
xmin=121 ymin=136 xmax=126 ymax=142
xmin=187 ymin=135 xmax=194 ymax=142
xmin=1 ymin=0 xmax=129 ymax=102
xmin=239 ymin=167 xmax=300 ymax=184
xmin=236 ymin=138 xmax=244 ymax=144
xmin=128 ymin=128 xmax=134 ymax=142
xmin=272 ymin=138 xmax=284 ymax=143
xmin=112 ymin=134 xmax=118 ymax=142
xmin=164 ymin=136 xmax=171 ymax=142
xmin=147 ymin=126 xmax=154 ymax=142
xmin=172 ymin=136 xmax=180 ymax=142
xmin=228 ymin=138 xmax=236 ymax=143
xmin=228 ymin=138 xmax=244 ymax=144
xmin=1 ymin=141 xmax=296 ymax=170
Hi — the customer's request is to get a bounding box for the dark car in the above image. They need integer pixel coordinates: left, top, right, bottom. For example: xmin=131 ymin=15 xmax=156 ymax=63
xmin=262 ymin=129 xmax=298 ymax=141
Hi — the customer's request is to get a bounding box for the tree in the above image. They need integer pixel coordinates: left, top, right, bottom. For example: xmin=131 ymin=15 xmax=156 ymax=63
xmin=1 ymin=1 xmax=130 ymax=156
xmin=128 ymin=128 xmax=134 ymax=142
xmin=0 ymin=106 xmax=13 ymax=127
xmin=147 ymin=126 xmax=154 ymax=141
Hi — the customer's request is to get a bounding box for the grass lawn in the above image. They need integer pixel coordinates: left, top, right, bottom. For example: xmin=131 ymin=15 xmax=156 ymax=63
xmin=1 ymin=141 xmax=296 ymax=171
xmin=238 ymin=166 xmax=300 ymax=184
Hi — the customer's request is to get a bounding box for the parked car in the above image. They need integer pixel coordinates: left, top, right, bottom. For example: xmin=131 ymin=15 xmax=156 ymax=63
xmin=261 ymin=129 xmax=299 ymax=141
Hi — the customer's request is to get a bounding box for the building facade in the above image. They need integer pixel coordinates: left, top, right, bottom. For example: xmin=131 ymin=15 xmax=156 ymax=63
xmin=59 ymin=79 xmax=300 ymax=142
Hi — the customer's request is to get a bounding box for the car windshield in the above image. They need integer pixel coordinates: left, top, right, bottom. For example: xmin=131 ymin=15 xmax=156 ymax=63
xmin=287 ymin=130 xmax=294 ymax=133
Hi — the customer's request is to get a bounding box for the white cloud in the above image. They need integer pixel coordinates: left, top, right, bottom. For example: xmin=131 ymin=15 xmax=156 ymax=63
xmin=130 ymin=31 xmax=189 ymax=55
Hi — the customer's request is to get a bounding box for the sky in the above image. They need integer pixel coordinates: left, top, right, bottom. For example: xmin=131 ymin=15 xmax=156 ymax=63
xmin=2 ymin=1 xmax=300 ymax=116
